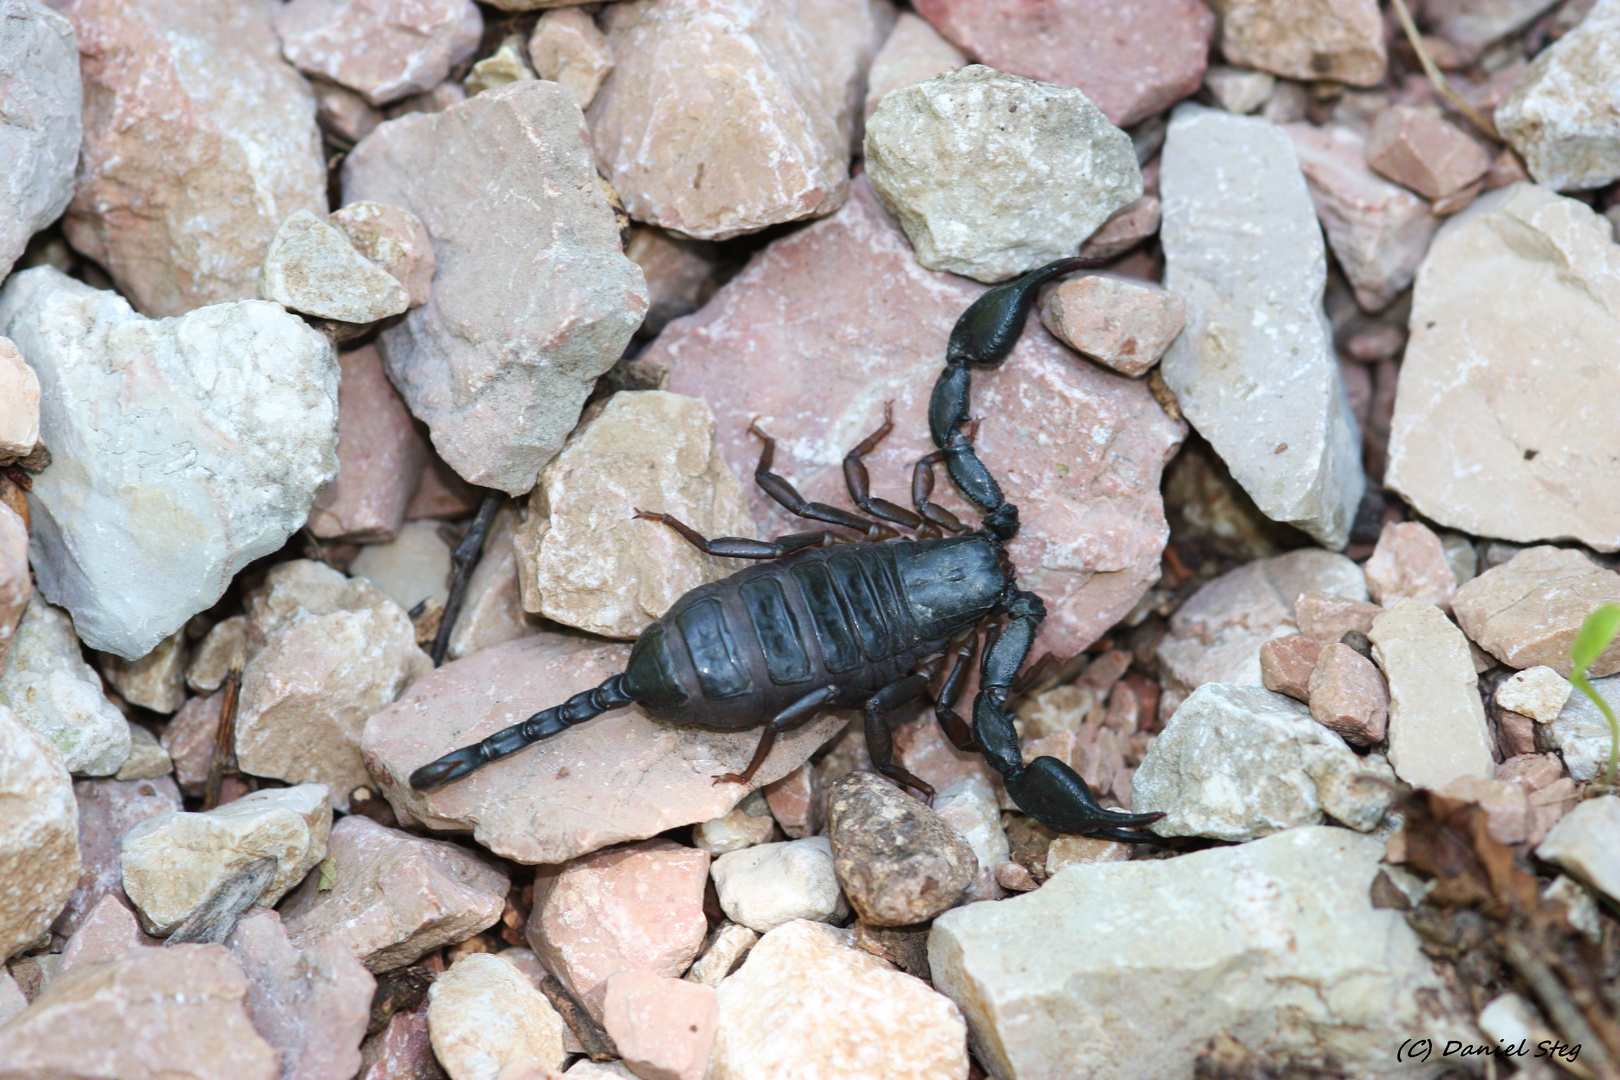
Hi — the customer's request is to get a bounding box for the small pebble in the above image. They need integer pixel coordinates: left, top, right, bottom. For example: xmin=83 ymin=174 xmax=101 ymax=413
xmin=710 ymin=837 xmax=847 ymax=935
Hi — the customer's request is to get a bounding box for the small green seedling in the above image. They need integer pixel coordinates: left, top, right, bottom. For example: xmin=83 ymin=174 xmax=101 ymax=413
xmin=1568 ymin=603 xmax=1620 ymax=790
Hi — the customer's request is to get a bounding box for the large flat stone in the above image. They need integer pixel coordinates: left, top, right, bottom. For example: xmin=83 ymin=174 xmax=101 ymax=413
xmin=0 ymin=0 xmax=80 ymax=283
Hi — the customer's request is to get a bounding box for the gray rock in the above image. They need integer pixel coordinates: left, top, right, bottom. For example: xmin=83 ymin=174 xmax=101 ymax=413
xmin=258 ymin=209 xmax=411 ymax=324
xmin=1535 ymin=795 xmax=1620 ymax=905
xmin=1422 ymin=0 xmax=1563 ymax=56
xmin=0 ymin=704 xmax=80 ymax=961
xmin=0 ymin=597 xmax=132 ymax=776
xmin=343 ymin=81 xmax=647 ymax=494
xmin=826 ymin=772 xmax=976 ymax=926
xmin=865 ymin=65 xmax=1141 ymax=283
xmin=931 ymin=777 xmax=1009 ymax=903
xmin=347 ymin=520 xmax=452 ymax=616
xmin=1159 ymin=104 xmax=1364 ymax=549
xmin=711 ymin=837 xmax=848 ymax=934
xmin=928 ymin=826 xmax=1473 ymax=1080
xmin=1548 ymin=675 xmax=1620 ymax=783
xmin=0 ymin=0 xmax=81 ymax=282
xmin=0 ymin=268 xmax=339 ymax=659
xmin=1133 ymin=683 xmax=1395 ymax=840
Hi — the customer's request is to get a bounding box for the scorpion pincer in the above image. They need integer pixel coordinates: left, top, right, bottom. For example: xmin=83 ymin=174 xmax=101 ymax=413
xmin=410 ymin=256 xmax=1166 ymax=843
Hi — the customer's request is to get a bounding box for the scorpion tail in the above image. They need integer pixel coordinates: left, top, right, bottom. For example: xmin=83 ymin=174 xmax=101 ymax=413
xmin=408 ymin=675 xmax=634 ymax=791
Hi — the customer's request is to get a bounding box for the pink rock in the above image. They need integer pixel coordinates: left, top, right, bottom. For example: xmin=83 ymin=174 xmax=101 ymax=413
xmin=329 ymin=202 xmax=437 ymax=309
xmin=864 ymin=11 xmax=965 ymax=121
xmin=1294 ymin=589 xmax=1382 ymax=644
xmin=1439 ymin=776 xmax=1530 ymax=845
xmin=762 ymin=764 xmax=819 ymax=840
xmin=57 ymin=0 xmax=328 ymax=317
xmin=1040 ymin=275 xmax=1185 ymax=377
xmin=275 ymin=0 xmax=483 ymax=107
xmin=0 ymin=337 xmax=40 ymax=459
xmin=0 ymin=500 xmax=28 ymax=670
xmin=1259 ymin=633 xmax=1322 ymax=702
xmin=993 ymin=860 xmax=1039 ymax=891
xmin=406 ymin=453 xmax=483 ymax=521
xmin=229 ymin=907 xmax=375 ymax=1080
xmin=57 ymin=895 xmax=158 ymax=976
xmin=162 ymin=691 xmax=222 ymax=796
xmin=601 ymin=971 xmax=718 ymax=1080
xmin=1366 ymin=105 xmax=1493 ymax=201
xmin=657 ymin=178 xmax=1183 ymax=658
xmin=1454 ymin=546 xmax=1620 ymax=678
xmin=308 ymin=345 xmax=431 ymax=543
xmin=1527 ymin=777 xmax=1581 ymax=845
xmin=527 ymin=8 xmax=614 ymax=111
xmin=1364 ymin=521 xmax=1458 ymax=610
xmin=1495 ymin=753 xmax=1565 ymax=793
xmin=359 ymin=1001 xmax=442 ymax=1080
xmin=1307 ymin=642 xmax=1390 ymax=745
xmin=362 ymin=633 xmax=848 ymax=864
xmin=1079 ymin=196 xmax=1164 ymax=261
xmin=446 ymin=504 xmax=542 ymax=662
xmin=911 ymin=0 xmax=1213 ymax=127
xmin=51 ymin=775 xmax=182 ymax=939
xmin=1494 ymin=708 xmax=1536 ymax=760
xmin=311 ymin=80 xmax=383 ymax=144
xmin=625 ymin=228 xmax=722 ymax=341
xmin=894 ymin=713 xmax=1003 ymax=798
xmin=525 ymin=839 xmax=710 ymax=1017
xmin=279 ymin=814 xmax=509 ymax=972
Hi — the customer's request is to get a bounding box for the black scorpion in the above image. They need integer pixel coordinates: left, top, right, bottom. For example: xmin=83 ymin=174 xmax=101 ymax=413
xmin=410 ymin=256 xmax=1166 ymax=842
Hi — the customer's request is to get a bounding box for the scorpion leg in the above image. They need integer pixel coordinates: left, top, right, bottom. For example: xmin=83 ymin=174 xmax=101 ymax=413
xmin=974 ymin=588 xmax=1165 ymax=840
xmin=430 ymin=490 xmax=504 ymax=666
xmin=633 ymin=510 xmax=838 ymax=559
xmin=713 ymin=685 xmax=840 ymax=786
xmin=860 ymin=672 xmax=936 ymax=800
xmin=930 ymin=623 xmax=982 ymax=751
xmin=911 ymin=450 xmax=965 ymax=534
xmin=843 ymin=403 xmax=924 ymax=530
xmin=749 ymin=421 xmax=894 ymax=537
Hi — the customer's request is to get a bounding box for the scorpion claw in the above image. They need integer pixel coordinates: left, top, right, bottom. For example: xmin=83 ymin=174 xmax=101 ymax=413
xmin=1004 ymin=755 xmax=1166 ymax=841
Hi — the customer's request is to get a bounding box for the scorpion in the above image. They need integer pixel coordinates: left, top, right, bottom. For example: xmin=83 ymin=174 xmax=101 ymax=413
xmin=410 ymin=255 xmax=1165 ymax=843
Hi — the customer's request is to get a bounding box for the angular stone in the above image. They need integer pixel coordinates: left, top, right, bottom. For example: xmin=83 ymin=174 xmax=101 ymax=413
xmin=235 ymin=561 xmax=430 ymax=807
xmin=931 ymin=777 xmax=1009 ymax=903
xmin=1369 ymin=598 xmax=1495 ymax=791
xmin=464 ymin=37 xmax=534 ymax=96
xmin=624 ymin=228 xmax=721 ymax=340
xmin=1204 ymin=65 xmax=1276 ymax=115
xmin=826 ymin=773 xmax=976 ymax=926
xmin=865 ymin=66 xmax=1139 ymax=284
xmin=710 ymin=920 xmax=968 ymax=1080
xmin=53 ymin=775 xmax=181 ymax=940
xmin=528 ymin=8 xmax=613 ymax=110
xmin=515 ymin=391 xmax=756 ymax=639
xmin=929 ymin=827 xmax=1469 ymax=1080
xmin=1535 ymin=795 xmax=1620 ymax=904
xmin=1421 ymin=0 xmax=1562 ymax=56
xmin=1294 ymin=589 xmax=1381 ymax=643
xmin=311 ymin=80 xmax=383 ymax=144
xmin=163 ymin=692 xmax=222 ymax=796
xmin=1495 ymin=665 xmax=1572 ymax=723
xmin=0 ymin=268 xmax=339 ymax=659
xmin=362 ymin=633 xmax=847 ymax=864
xmin=349 ymin=520 xmax=452 ymax=616
xmin=684 ymin=922 xmax=759 ymax=987
xmin=98 ymin=631 xmax=187 ymax=716
xmin=1210 ymin=0 xmax=1385 ymax=86
xmin=329 ymin=202 xmax=436 ymax=310
xmin=1160 ymin=105 xmax=1364 ymax=548
xmin=1259 ymin=633 xmax=1322 ymax=702
xmin=693 ymin=794 xmax=777 ymax=856
xmin=910 ymin=0 xmax=1213 ymax=128
xmin=1079 ymin=195 xmax=1164 ymax=261
xmin=1045 ymin=835 xmax=1130 ymax=876
xmin=57 ymin=0 xmax=327 ymax=317
xmin=1495 ymin=752 xmax=1566 ymax=792
xmin=587 ymin=0 xmax=880 ymax=241
xmin=57 ymin=895 xmax=157 ymax=975
xmin=525 ymin=838 xmax=709 ymax=1017
xmin=275 ymin=0 xmax=483 ymax=107
xmin=0 ymin=596 xmax=132 ymax=776
xmin=107 ymin=720 xmax=163 ymax=776
xmin=0 ymin=503 xmax=23 ymax=674
xmin=228 ymin=907 xmax=375 ymax=1080
xmin=0 ymin=339 xmax=40 ymax=461
xmin=1494 ymin=0 xmax=1620 ymax=192
xmin=601 ymin=971 xmax=717 ymax=1080
xmin=345 ymin=81 xmax=647 ymax=495
xmin=0 ymin=705 xmax=79 ymax=960
xmin=280 ymin=814 xmax=509 ymax=973
xmin=187 ymin=615 xmax=248 ymax=695
xmin=1364 ymin=520 xmax=1458 ymax=610
xmin=1308 ymin=641 xmax=1389 ymax=745
xmin=428 ymin=952 xmax=568 ymax=1077
xmin=261 ymin=209 xmax=411 ymax=324
xmin=0 ymin=944 xmax=279 ymax=1080
xmin=1453 ymin=546 xmax=1620 ymax=677
xmin=357 ymin=1000 xmax=438 ymax=1080
xmin=1440 ymin=775 xmax=1531 ymax=845
xmin=1040 ymin=275 xmax=1185 ymax=376
xmin=1366 ymin=105 xmax=1493 ymax=201
xmin=1547 ymin=674 xmax=1620 ymax=782
xmin=657 ymin=177 xmax=1184 ymax=658
xmin=1133 ymin=684 xmax=1394 ymax=840
xmin=1284 ymin=122 xmax=1440 ymax=313
xmin=446 ymin=504 xmax=540 ymax=662
xmin=1386 ymin=184 xmax=1620 ymax=551
xmin=710 ymin=837 xmax=847 ymax=935
xmin=120 ymin=783 xmax=332 ymax=936
xmin=0 ymin=0 xmax=80 ymax=284
xmin=864 ymin=11 xmax=963 ymax=121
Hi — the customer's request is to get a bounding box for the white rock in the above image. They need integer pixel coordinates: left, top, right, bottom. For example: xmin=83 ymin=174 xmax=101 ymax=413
xmin=710 ymin=920 xmax=968 ymax=1080
xmin=684 ymin=922 xmax=759 ymax=986
xmin=97 ymin=630 xmax=188 ymax=715
xmin=1534 ymin=795 xmax=1620 ymax=905
xmin=0 ymin=0 xmax=81 ymax=282
xmin=710 ymin=837 xmax=847 ymax=934
xmin=0 ymin=268 xmax=339 ymax=660
xmin=693 ymin=792 xmax=777 ymax=856
xmin=863 ymin=11 xmax=964 ymax=122
xmin=259 ymin=209 xmax=411 ymax=324
xmin=1543 ymin=875 xmax=1604 ymax=940
xmin=931 ymin=777 xmax=1009 ymax=902
xmin=1548 ymin=674 xmax=1620 ymax=782
xmin=1133 ymin=683 xmax=1395 ymax=839
xmin=1368 ymin=598 xmax=1495 ymax=791
xmin=1478 ymin=993 xmax=1544 ymax=1056
xmin=0 ymin=597 xmax=132 ymax=776
xmin=1386 ymin=184 xmax=1620 ymax=551
xmin=865 ymin=65 xmax=1141 ymax=283
xmin=0 ymin=338 xmax=41 ymax=458
xmin=1494 ymin=0 xmax=1620 ymax=192
xmin=1496 ymin=665 xmax=1573 ymax=723
xmin=427 ymin=952 xmax=569 ymax=1080
xmin=0 ymin=704 xmax=80 ymax=960
xmin=120 ymin=784 xmax=333 ymax=936
xmin=348 ymin=519 xmax=452 ymax=615
xmin=1159 ymin=104 xmax=1364 ymax=549
xmin=928 ymin=826 xmax=1472 ymax=1080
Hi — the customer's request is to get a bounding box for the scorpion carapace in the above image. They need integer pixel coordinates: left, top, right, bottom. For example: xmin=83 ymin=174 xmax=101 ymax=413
xmin=410 ymin=255 xmax=1166 ymax=843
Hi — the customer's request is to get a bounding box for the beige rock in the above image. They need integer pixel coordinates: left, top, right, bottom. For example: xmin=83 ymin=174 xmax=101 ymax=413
xmin=827 ymin=773 xmax=976 ymax=926
xmin=465 ymin=37 xmax=535 ymax=96
xmin=528 ymin=8 xmax=613 ymax=109
xmin=0 ymin=944 xmax=278 ymax=1080
xmin=261 ymin=209 xmax=411 ymax=324
xmin=684 ymin=922 xmax=759 ymax=986
xmin=709 ymin=920 xmax=968 ymax=1080
xmin=587 ymin=0 xmax=881 ymax=241
xmin=274 ymin=0 xmax=483 ymax=107
xmin=1386 ymin=184 xmax=1620 ymax=551
xmin=0 ymin=513 xmax=22 ymax=690
xmin=863 ymin=12 xmax=963 ymax=121
xmin=235 ymin=560 xmax=431 ymax=807
xmin=1260 ymin=633 xmax=1322 ymax=702
xmin=1211 ymin=0 xmax=1386 ymax=87
xmin=1045 ymin=835 xmax=1131 ymax=877
xmin=1366 ymin=105 xmax=1493 ymax=201
xmin=693 ymin=794 xmax=777 ymax=856
xmin=1040 ymin=275 xmax=1185 ymax=377
xmin=1535 ymin=795 xmax=1620 ymax=904
xmin=0 ymin=338 xmax=39 ymax=458
xmin=349 ymin=519 xmax=453 ymax=615
xmin=1204 ymin=65 xmax=1277 ymax=115
xmin=1364 ymin=520 xmax=1458 ymax=610
xmin=1369 ymin=598 xmax=1495 ymax=791
xmin=280 ymin=814 xmax=509 ymax=972
xmin=428 ymin=953 xmax=568 ymax=1079
xmin=447 ymin=503 xmax=541 ymax=662
xmin=0 ymin=705 xmax=79 ymax=961
xmin=120 ymin=783 xmax=333 ymax=936
xmin=53 ymin=776 xmax=181 ymax=939
xmin=97 ymin=630 xmax=188 ymax=715
xmin=515 ymin=391 xmax=754 ymax=639
xmin=1294 ymin=589 xmax=1381 ymax=643
xmin=601 ymin=971 xmax=718 ymax=1080
xmin=187 ymin=615 xmax=248 ymax=695
xmin=711 ymin=837 xmax=847 ymax=935
xmin=329 ymin=201 xmax=436 ymax=309
xmin=1440 ymin=775 xmax=1531 ymax=845
xmin=931 ymin=777 xmax=1009 ymax=903
xmin=1453 ymin=546 xmax=1620 ymax=677
xmin=57 ymin=0 xmax=328 ymax=317
xmin=1308 ymin=641 xmax=1389 ymax=745
xmin=114 ymin=724 xmax=173 ymax=782
xmin=1495 ymin=665 xmax=1572 ymax=723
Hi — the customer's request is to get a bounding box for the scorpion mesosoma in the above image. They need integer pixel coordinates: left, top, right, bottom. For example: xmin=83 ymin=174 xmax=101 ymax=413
xmin=410 ymin=255 xmax=1166 ymax=842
